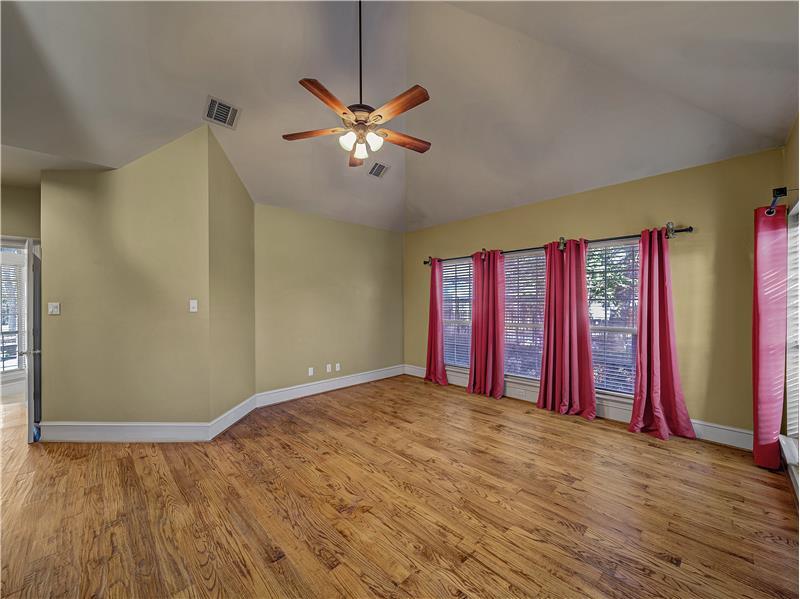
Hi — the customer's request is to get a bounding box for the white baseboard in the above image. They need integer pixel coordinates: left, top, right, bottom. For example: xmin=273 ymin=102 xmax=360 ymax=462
xmin=402 ymin=364 xmax=753 ymax=451
xmin=253 ymin=365 xmax=405 ymax=407
xmin=403 ymin=364 xmax=426 ymax=378
xmin=41 ymin=365 xmax=406 ymax=443
xmin=39 ymin=420 xmax=214 ymax=443
xmin=690 ymin=420 xmax=753 ymax=450
xmin=38 ymin=363 xmax=754 ymax=450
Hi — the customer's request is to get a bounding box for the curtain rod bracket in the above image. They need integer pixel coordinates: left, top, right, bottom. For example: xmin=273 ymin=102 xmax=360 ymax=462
xmin=767 ymin=186 xmax=788 ymax=216
xmin=557 ymin=237 xmax=566 ymax=251
xmin=666 ymin=222 xmax=675 ymax=239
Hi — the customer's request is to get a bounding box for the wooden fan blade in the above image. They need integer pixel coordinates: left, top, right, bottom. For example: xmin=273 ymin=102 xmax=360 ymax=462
xmin=378 ymin=129 xmax=431 ymax=153
xmin=369 ymin=85 xmax=429 ymax=124
xmin=348 ymin=147 xmax=364 ymax=167
xmin=282 ymin=127 xmax=346 ymax=141
xmin=299 ymin=79 xmax=355 ymax=121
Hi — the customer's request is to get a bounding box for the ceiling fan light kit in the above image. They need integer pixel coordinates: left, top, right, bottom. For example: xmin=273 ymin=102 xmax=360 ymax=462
xmin=282 ymin=1 xmax=431 ymax=167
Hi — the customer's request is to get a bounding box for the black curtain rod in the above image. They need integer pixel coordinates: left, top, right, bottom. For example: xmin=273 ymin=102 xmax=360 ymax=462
xmin=422 ymin=223 xmax=694 ymax=265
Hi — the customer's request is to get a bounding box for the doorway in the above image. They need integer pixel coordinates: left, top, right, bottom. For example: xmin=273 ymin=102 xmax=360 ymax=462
xmin=0 ymin=237 xmax=41 ymax=442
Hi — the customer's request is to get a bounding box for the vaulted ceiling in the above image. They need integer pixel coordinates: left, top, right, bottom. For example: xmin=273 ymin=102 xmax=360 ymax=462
xmin=3 ymin=1 xmax=797 ymax=231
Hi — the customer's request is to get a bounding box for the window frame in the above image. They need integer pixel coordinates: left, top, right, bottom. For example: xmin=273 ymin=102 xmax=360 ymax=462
xmin=0 ymin=242 xmax=27 ymax=375
xmin=437 ymin=239 xmax=640 ymax=401
xmin=503 ymin=249 xmax=547 ymax=381
xmin=786 ymin=202 xmax=799 ymax=439
xmin=585 ymin=238 xmax=640 ymax=397
xmin=441 ymin=257 xmax=473 ymax=369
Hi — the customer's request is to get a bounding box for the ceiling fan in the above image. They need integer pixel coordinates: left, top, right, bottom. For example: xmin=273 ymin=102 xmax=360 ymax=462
xmin=282 ymin=1 xmax=431 ymax=167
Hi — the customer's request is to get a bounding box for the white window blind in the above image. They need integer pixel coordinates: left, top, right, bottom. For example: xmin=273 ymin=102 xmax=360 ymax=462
xmin=442 ymin=260 xmax=472 ymax=368
xmin=787 ymin=203 xmax=799 ymax=438
xmin=586 ymin=240 xmax=639 ymax=395
xmin=504 ymin=250 xmax=546 ymax=379
xmin=1 ymin=246 xmax=26 ymax=373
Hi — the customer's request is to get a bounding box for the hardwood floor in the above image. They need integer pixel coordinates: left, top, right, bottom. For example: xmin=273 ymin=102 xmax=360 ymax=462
xmin=2 ymin=375 xmax=797 ymax=599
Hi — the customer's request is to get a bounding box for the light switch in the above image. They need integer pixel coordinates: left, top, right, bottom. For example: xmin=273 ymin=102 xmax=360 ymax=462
xmin=47 ymin=302 xmax=61 ymax=315
xmin=188 ymin=299 xmax=198 ymax=313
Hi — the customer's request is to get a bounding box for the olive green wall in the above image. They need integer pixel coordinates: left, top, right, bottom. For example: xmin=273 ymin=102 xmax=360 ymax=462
xmin=41 ymin=126 xmax=258 ymax=423
xmin=39 ymin=126 xmax=404 ymax=423
xmin=403 ymin=148 xmax=786 ymax=430
xmin=785 ymin=120 xmax=798 ymax=194
xmin=254 ymin=205 xmax=404 ymax=392
xmin=42 ymin=127 xmax=212 ymax=421
xmin=1 ymin=184 xmax=40 ymax=238
xmin=208 ymin=132 xmax=255 ymax=417
xmin=36 ymin=121 xmax=798 ymax=430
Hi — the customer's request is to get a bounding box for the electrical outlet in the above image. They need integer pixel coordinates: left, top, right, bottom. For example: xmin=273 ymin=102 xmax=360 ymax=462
xmin=335 ymin=363 xmax=341 ymax=372
xmin=326 ymin=363 xmax=332 ymax=373
xmin=308 ymin=367 xmax=314 ymax=377
xmin=188 ymin=298 xmax=198 ymax=313
xmin=47 ymin=302 xmax=61 ymax=315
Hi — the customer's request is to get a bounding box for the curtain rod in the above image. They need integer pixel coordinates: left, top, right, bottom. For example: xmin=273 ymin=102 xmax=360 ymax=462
xmin=422 ymin=222 xmax=693 ymax=265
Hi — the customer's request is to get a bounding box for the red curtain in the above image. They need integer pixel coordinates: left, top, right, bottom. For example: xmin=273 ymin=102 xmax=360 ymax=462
xmin=629 ymin=228 xmax=695 ymax=440
xmin=467 ymin=250 xmax=505 ymax=398
xmin=537 ymin=240 xmax=596 ymax=419
xmin=753 ymin=206 xmax=787 ymax=468
xmin=424 ymin=258 xmax=449 ymax=386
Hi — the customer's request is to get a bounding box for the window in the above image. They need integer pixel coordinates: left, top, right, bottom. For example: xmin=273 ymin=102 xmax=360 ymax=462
xmin=504 ymin=251 xmax=546 ymax=379
xmin=1 ymin=245 xmax=26 ymax=373
xmin=787 ymin=203 xmax=799 ymax=439
xmin=442 ymin=260 xmax=472 ymax=367
xmin=586 ymin=240 xmax=639 ymax=395
xmin=441 ymin=242 xmax=639 ymax=394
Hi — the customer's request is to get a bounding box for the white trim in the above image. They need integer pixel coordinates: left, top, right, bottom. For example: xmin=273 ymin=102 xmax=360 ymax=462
xmin=253 ymin=365 xmax=405 ymax=407
xmin=587 ymin=237 xmax=638 ymax=250
xmin=207 ymin=393 xmax=259 ymax=440
xmin=40 ymin=365 xmax=405 ymax=443
xmin=39 ymin=420 xmax=214 ymax=443
xmin=780 ymin=435 xmax=799 ymax=499
xmin=691 ymin=420 xmax=753 ymax=450
xmin=402 ymin=364 xmax=753 ymax=450
xmin=404 ymin=364 xmax=426 ymax=378
xmin=780 ymin=434 xmax=799 ymax=466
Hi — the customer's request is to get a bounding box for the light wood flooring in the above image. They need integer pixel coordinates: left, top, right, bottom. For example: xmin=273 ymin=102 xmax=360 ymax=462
xmin=2 ymin=375 xmax=797 ymax=598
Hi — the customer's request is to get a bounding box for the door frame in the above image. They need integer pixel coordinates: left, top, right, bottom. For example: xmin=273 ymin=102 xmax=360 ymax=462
xmin=25 ymin=239 xmax=42 ymax=442
xmin=1 ymin=235 xmax=41 ymax=442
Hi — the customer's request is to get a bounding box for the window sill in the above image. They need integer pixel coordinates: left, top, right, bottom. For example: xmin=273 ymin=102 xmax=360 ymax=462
xmin=443 ymin=365 xmax=633 ymax=405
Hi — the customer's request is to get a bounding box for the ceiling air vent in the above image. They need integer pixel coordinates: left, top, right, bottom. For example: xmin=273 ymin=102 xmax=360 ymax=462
xmin=203 ymin=95 xmax=240 ymax=129
xmin=368 ymin=162 xmax=390 ymax=178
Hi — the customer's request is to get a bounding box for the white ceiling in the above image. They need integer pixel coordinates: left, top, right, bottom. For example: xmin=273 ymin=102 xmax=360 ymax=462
xmin=2 ymin=1 xmax=797 ymax=231
xmin=1 ymin=145 xmax=104 ymax=188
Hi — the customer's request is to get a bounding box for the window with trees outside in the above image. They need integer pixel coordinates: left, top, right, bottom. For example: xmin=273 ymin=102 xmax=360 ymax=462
xmin=504 ymin=250 xmax=546 ymax=379
xmin=440 ymin=241 xmax=640 ymax=396
xmin=441 ymin=259 xmax=473 ymax=368
xmin=586 ymin=240 xmax=640 ymax=395
xmin=1 ymin=245 xmax=26 ymax=374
